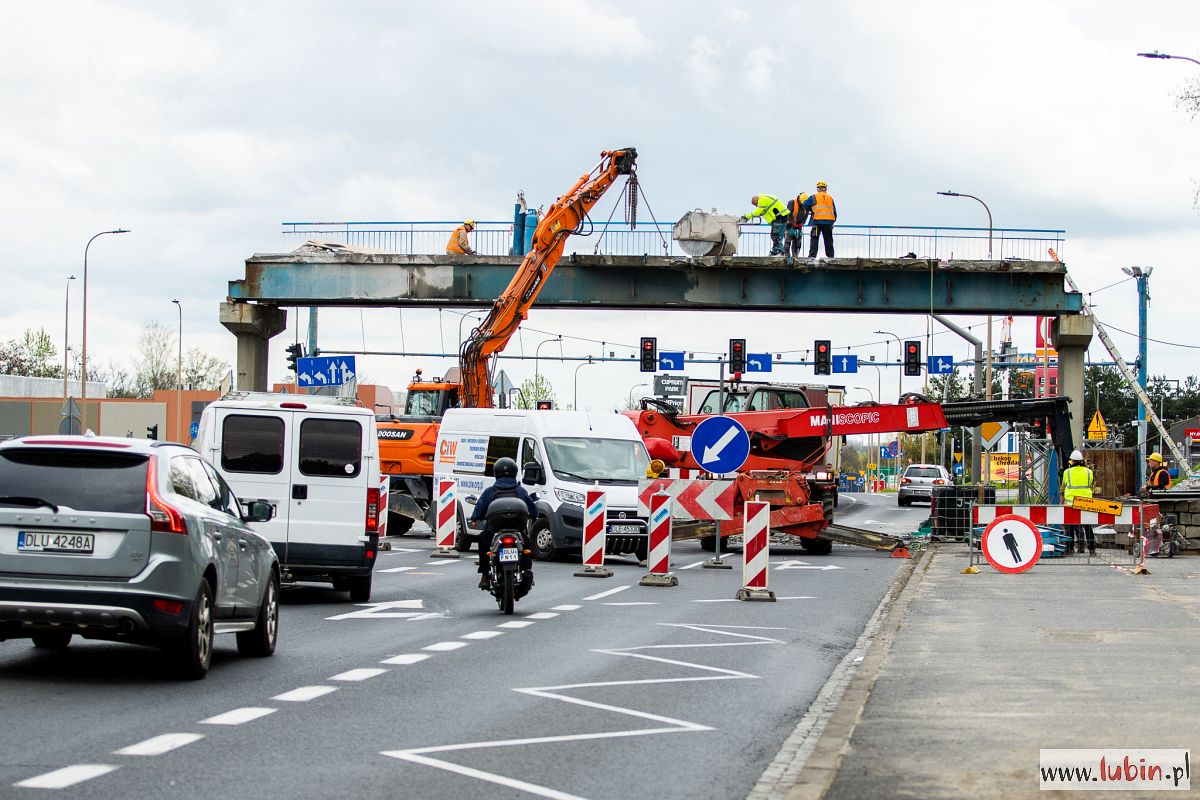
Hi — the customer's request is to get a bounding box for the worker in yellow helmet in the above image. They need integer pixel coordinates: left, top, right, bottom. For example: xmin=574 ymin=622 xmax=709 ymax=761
xmin=803 ymin=181 xmax=837 ymax=261
xmin=740 ymin=195 xmax=789 ymax=256
xmin=446 ymin=220 xmax=477 ymax=255
xmin=1060 ymin=449 xmax=1095 ymax=556
xmin=1145 ymin=452 xmax=1171 ymax=492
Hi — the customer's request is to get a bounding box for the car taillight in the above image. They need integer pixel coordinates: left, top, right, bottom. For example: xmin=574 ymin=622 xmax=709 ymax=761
xmin=153 ymin=598 xmax=184 ymax=615
xmin=500 ymin=536 xmax=516 ymax=546
xmin=900 ymin=477 xmax=911 ymax=484
xmin=933 ymin=478 xmax=946 ymax=485
xmin=365 ymin=487 xmax=381 ymax=534
xmin=146 ymin=459 xmax=185 ymax=534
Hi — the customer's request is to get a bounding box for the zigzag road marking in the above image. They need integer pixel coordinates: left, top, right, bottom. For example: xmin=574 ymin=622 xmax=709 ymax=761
xmin=381 ymin=623 xmax=787 ymax=800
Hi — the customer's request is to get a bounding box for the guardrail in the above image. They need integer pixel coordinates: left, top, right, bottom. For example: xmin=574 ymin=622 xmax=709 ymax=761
xmin=281 ymin=220 xmax=1065 ymax=261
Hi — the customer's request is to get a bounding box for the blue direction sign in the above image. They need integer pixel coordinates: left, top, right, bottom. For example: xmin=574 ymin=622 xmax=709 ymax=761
xmin=832 ymin=354 xmax=859 ymax=374
xmin=658 ymin=351 xmax=684 ymax=371
xmin=691 ymin=416 xmax=751 ymax=475
xmin=746 ymin=353 xmax=772 ymax=373
xmin=953 ymin=462 xmax=964 ymax=476
xmin=927 ymin=355 xmax=954 ymax=375
xmin=189 ymin=421 xmax=199 ymax=439
xmin=297 ymin=355 xmax=357 ymax=387
xmin=880 ymin=440 xmax=900 ymax=459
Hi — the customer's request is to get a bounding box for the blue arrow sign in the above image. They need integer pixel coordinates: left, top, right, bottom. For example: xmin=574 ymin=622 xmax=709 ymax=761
xmin=953 ymin=462 xmax=964 ymax=476
xmin=691 ymin=416 xmax=751 ymax=474
xmin=927 ymin=355 xmax=954 ymax=375
xmin=189 ymin=421 xmax=199 ymax=439
xmin=658 ymin=351 xmax=684 ymax=371
xmin=832 ymin=354 xmax=858 ymax=374
xmin=746 ymin=353 xmax=772 ymax=373
xmin=297 ymin=355 xmax=357 ymax=387
xmin=880 ymin=440 xmax=900 ymax=459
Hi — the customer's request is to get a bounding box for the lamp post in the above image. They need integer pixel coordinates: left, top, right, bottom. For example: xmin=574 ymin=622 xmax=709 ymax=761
xmin=533 ymin=336 xmax=562 ymax=403
xmin=936 ymin=191 xmax=992 ymax=259
xmin=1137 ymin=50 xmax=1200 ymax=67
xmin=81 ymin=228 xmax=130 ymax=431
xmin=849 ymin=385 xmax=877 ymax=493
xmin=172 ymin=299 xmax=183 ymax=442
xmin=1123 ymin=266 xmax=1154 ymax=481
xmin=873 ymin=330 xmax=903 ymax=401
xmin=574 ymin=358 xmax=596 ymax=410
xmin=628 ymin=382 xmax=649 ymax=409
xmin=63 ymin=275 xmax=75 ymax=400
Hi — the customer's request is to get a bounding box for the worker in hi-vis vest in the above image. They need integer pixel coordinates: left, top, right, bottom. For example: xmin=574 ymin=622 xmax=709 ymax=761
xmin=1061 ymin=449 xmax=1096 ymax=556
xmin=741 ymin=195 xmax=789 ymax=256
xmin=803 ymin=181 xmax=837 ymax=260
xmin=446 ymin=219 xmax=477 ymax=255
xmin=784 ymin=193 xmax=810 ymax=266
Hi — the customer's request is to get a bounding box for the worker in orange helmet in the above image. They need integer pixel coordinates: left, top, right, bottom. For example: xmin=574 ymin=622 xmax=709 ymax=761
xmin=446 ymin=219 xmax=477 ymax=255
xmin=803 ymin=181 xmax=837 ymax=261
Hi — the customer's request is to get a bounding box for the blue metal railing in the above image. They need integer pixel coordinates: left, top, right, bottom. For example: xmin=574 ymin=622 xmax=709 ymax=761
xmin=281 ymin=220 xmax=1066 ymax=261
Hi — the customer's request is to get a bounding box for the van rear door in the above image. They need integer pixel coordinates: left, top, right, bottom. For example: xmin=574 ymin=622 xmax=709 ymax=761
xmin=213 ymin=409 xmax=291 ymax=562
xmin=288 ymin=415 xmax=368 ymax=566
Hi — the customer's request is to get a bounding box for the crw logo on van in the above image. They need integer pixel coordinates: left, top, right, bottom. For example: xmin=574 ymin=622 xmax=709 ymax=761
xmin=438 ymin=439 xmax=458 ymax=464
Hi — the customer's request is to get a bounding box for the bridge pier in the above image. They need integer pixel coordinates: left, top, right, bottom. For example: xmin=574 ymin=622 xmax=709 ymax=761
xmin=220 ymin=302 xmax=287 ymax=391
xmin=1053 ymin=314 xmax=1094 ymax=450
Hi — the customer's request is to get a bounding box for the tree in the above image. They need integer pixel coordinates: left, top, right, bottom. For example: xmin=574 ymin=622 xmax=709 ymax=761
xmin=0 ymin=328 xmax=60 ymax=378
xmin=182 ymin=348 xmax=230 ymax=391
xmin=515 ymin=375 xmax=557 ymax=410
xmin=135 ymin=319 xmax=176 ymax=395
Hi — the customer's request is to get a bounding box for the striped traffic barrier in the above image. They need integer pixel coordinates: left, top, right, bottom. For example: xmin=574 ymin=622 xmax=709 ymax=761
xmin=736 ymin=500 xmax=776 ymax=602
xmin=574 ymin=489 xmax=613 ymax=578
xmin=639 ymin=492 xmax=677 ymax=587
xmin=430 ymin=478 xmax=460 ymax=559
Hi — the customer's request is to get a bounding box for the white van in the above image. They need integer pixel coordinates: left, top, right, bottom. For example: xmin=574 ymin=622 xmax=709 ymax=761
xmin=434 ymin=409 xmax=650 ymax=561
xmin=194 ymin=393 xmax=381 ymax=601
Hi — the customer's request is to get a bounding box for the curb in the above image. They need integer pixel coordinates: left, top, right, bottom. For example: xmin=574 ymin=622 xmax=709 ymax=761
xmin=746 ymin=545 xmax=934 ymax=800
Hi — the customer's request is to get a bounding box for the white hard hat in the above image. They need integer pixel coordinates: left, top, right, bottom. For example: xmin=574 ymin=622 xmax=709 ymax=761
xmin=1069 ymin=449 xmax=1084 ymax=461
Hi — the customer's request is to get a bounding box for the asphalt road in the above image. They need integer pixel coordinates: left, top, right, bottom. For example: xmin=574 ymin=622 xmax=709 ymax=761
xmin=0 ymin=492 xmax=928 ymax=800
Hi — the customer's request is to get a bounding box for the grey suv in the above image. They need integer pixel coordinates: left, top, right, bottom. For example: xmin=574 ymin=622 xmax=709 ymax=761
xmin=897 ymin=463 xmax=951 ymax=506
xmin=0 ymin=435 xmax=279 ymax=679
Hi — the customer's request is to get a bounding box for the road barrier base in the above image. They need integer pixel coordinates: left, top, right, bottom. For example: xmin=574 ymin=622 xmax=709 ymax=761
xmin=378 ymin=539 xmax=393 ymax=551
xmin=639 ymin=573 xmax=678 ymax=587
xmin=890 ymin=547 xmax=912 ymax=559
xmin=702 ymin=558 xmax=734 ymax=570
xmin=736 ymin=586 xmax=777 ymax=602
xmin=574 ymin=565 xmax=614 ymax=578
xmin=430 ymin=548 xmax=460 ymax=559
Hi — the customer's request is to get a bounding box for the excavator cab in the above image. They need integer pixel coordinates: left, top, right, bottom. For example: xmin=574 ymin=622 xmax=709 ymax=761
xmin=403 ymin=368 xmax=462 ymax=418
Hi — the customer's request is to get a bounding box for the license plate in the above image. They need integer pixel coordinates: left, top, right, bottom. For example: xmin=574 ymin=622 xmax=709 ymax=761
xmin=498 ymin=547 xmax=519 ymax=563
xmin=608 ymin=523 xmax=641 ymax=535
xmin=18 ymin=531 xmax=95 ymax=554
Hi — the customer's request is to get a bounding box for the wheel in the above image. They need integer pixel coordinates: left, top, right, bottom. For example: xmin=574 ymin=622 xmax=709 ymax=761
xmin=898 ymin=496 xmax=910 ymax=507
xmin=387 ymin=512 xmax=414 ymax=537
xmin=801 ymin=537 xmax=834 ymax=555
xmin=348 ymin=573 xmax=373 ymax=603
xmin=173 ymin=580 xmax=214 ymax=680
xmin=331 ymin=577 xmax=350 ymax=591
xmin=454 ymin=511 xmax=472 ymax=552
xmin=500 ymin=570 xmax=515 ymax=615
xmin=31 ymin=631 xmax=72 ymax=650
xmin=237 ymin=571 xmax=279 ymax=657
xmin=530 ymin=519 xmax=558 ymax=561
xmin=699 ymin=535 xmax=716 ymax=552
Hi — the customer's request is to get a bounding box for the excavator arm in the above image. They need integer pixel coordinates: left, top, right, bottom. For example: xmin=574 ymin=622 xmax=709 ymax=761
xmin=459 ymin=147 xmax=638 ymax=407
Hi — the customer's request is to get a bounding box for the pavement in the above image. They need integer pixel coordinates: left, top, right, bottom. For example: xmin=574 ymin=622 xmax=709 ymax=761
xmin=801 ymin=542 xmax=1200 ymax=800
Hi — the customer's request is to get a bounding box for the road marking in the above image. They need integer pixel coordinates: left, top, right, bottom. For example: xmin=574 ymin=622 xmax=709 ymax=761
xmin=114 ymin=732 xmax=205 ymax=756
xmin=497 ymin=620 xmax=535 ymax=629
xmin=380 ymin=566 xmax=417 ymax=573
xmin=273 ymin=686 xmax=339 ymax=702
xmin=14 ymin=765 xmax=119 ymax=789
xmin=583 ymin=585 xmax=631 ymax=601
xmin=550 ymin=604 xmax=582 ymax=611
xmin=602 ymin=601 xmax=658 ymax=606
xmin=526 ymin=612 xmax=559 ymax=620
xmin=423 ymin=641 xmax=469 ymax=651
xmin=381 ymin=653 xmax=432 ymax=665
xmin=326 ymin=599 xmax=445 ymax=621
xmin=200 ymin=707 xmax=276 ymax=726
xmin=331 ymin=668 xmax=389 ymax=682
xmin=379 ymin=547 xmax=424 ymax=555
xmin=775 ymin=560 xmax=842 ymax=571
xmin=407 ymin=571 xmax=444 ymax=576
xmin=679 ymin=559 xmax=716 ymax=570
xmin=425 ymin=559 xmax=466 ymax=566
xmin=462 ymin=630 xmax=505 ymax=640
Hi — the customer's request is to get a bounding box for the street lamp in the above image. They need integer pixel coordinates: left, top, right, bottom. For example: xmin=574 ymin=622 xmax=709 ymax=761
xmin=1137 ymin=50 xmax=1200 ymax=67
xmin=81 ymin=228 xmax=130 ymax=432
xmin=574 ymin=358 xmax=596 ymax=410
xmin=873 ymin=330 xmax=903 ymax=401
xmin=172 ymin=299 xmax=183 ymax=442
xmin=628 ymin=382 xmax=649 ymax=409
xmin=936 ymin=191 xmax=992 ymax=259
xmin=63 ymin=275 xmax=75 ymax=400
xmin=533 ymin=336 xmax=562 ymax=402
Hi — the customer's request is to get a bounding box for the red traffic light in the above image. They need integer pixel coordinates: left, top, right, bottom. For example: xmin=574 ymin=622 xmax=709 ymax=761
xmin=642 ymin=340 xmax=653 ymax=350
xmin=907 ymin=344 xmax=918 ymax=353
xmin=818 ymin=343 xmax=828 ymax=353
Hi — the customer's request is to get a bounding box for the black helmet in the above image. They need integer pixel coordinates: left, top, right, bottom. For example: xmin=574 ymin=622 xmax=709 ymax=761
xmin=493 ymin=457 xmax=518 ymax=479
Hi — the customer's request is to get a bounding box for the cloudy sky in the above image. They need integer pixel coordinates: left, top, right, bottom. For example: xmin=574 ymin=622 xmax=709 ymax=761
xmin=3 ymin=1 xmax=1198 ymax=410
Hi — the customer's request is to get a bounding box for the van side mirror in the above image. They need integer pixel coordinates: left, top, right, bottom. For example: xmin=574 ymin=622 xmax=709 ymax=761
xmin=522 ymin=463 xmax=545 ymax=485
xmin=242 ymin=500 xmax=275 ymax=524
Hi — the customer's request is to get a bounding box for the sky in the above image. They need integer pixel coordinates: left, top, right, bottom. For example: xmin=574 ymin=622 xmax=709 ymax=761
xmin=2 ymin=0 xmax=1198 ymax=412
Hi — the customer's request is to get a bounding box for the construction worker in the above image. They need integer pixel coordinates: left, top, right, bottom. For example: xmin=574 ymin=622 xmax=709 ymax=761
xmin=1061 ymin=449 xmax=1095 ymax=556
xmin=784 ymin=192 xmax=810 ymax=266
xmin=446 ymin=219 xmax=477 ymax=255
xmin=803 ymin=181 xmax=837 ymax=260
xmin=1145 ymin=452 xmax=1171 ymax=492
xmin=740 ymin=195 xmax=789 ymax=256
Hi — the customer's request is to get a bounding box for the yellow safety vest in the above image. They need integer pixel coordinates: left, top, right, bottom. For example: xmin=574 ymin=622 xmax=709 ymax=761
xmin=446 ymin=225 xmax=472 ymax=255
xmin=1062 ymin=464 xmax=1094 ymax=502
xmin=750 ymin=194 xmax=788 ymax=224
xmin=811 ymin=191 xmax=836 ymax=222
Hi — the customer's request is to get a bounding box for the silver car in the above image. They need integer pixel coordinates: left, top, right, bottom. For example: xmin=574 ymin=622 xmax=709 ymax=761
xmin=897 ymin=463 xmax=951 ymax=506
xmin=0 ymin=435 xmax=279 ymax=679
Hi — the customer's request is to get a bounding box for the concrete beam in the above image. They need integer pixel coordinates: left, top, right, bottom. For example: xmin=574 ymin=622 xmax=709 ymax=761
xmin=228 ymin=253 xmax=1083 ymax=316
xmin=219 ymin=302 xmax=287 ymax=391
xmin=1052 ymin=314 xmax=1095 ymax=450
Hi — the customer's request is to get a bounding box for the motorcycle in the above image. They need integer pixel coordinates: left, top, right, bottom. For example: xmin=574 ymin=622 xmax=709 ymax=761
xmin=482 ymin=496 xmax=535 ymax=614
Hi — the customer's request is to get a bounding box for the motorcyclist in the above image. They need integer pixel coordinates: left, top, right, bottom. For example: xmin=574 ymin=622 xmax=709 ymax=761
xmin=470 ymin=457 xmax=537 ymax=590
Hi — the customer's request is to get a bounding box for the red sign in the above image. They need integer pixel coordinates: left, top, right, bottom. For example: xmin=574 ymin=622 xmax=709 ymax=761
xmin=780 ymin=402 xmax=949 ymax=438
xmin=1185 ymin=428 xmax=1200 ymax=442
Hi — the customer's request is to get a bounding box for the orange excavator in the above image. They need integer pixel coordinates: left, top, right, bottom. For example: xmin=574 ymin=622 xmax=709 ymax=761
xmin=379 ymin=148 xmax=639 ymax=533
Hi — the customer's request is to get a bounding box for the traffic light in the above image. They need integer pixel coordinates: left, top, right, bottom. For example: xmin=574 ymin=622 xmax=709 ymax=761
xmin=639 ymin=337 xmax=657 ymax=373
xmin=814 ymin=340 xmax=831 ymax=375
xmin=729 ymin=338 xmax=746 ymax=373
xmin=146 ymin=424 xmax=158 ymax=441
xmin=534 ymin=399 xmax=554 ymax=410
xmin=904 ymin=340 xmax=922 ymax=376
xmin=286 ymin=342 xmax=305 ymax=373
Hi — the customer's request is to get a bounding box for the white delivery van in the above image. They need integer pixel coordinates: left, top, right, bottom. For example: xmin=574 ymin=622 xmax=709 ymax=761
xmin=434 ymin=409 xmax=650 ymax=561
xmin=194 ymin=393 xmax=381 ymax=601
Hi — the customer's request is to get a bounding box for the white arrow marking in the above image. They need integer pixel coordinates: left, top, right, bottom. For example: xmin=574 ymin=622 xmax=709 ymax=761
xmin=839 ymin=357 xmax=848 ymax=370
xmin=702 ymin=426 xmax=741 ymax=464
xmin=299 ymin=372 xmax=312 ymax=385
xmin=314 ymin=371 xmax=327 ymax=384
xmin=939 ymin=358 xmax=950 ymax=371
xmin=325 ymin=599 xmax=445 ymax=621
xmin=774 ymin=560 xmax=842 ymax=571
xmin=328 ymin=365 xmax=337 ymax=384
xmin=749 ymin=358 xmax=763 ymax=369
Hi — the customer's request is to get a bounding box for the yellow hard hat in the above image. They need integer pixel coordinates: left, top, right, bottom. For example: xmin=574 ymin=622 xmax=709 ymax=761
xmin=1148 ymin=452 xmax=1164 ymax=463
xmin=463 ymin=219 xmax=476 ymax=228
xmin=816 ymin=181 xmax=828 ymax=190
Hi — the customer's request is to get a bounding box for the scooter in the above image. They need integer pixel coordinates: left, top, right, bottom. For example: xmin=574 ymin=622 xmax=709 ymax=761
xmin=482 ymin=497 xmax=535 ymax=615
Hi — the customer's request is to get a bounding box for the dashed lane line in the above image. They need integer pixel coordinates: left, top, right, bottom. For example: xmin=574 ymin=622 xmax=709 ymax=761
xmin=114 ymin=733 xmax=205 ymax=756
xmin=425 ymin=559 xmax=467 ymax=566
xmin=497 ymin=620 xmax=535 ymax=629
xmin=381 ymin=653 xmax=432 ymax=665
xmin=14 ymin=765 xmax=119 ymax=790
xmin=273 ymin=686 xmax=339 ymax=702
xmin=423 ymin=641 xmax=470 ymax=651
xmin=331 ymin=668 xmax=390 ymax=682
xmin=380 ymin=566 xmax=417 ymax=573
xmin=462 ymin=630 xmax=505 ymax=640
xmin=583 ymin=585 xmax=631 ymax=601
xmin=602 ymin=601 xmax=658 ymax=606
xmin=526 ymin=612 xmax=559 ymax=620
xmin=550 ymin=604 xmax=582 ymax=611
xmin=200 ymin=707 xmax=277 ymax=726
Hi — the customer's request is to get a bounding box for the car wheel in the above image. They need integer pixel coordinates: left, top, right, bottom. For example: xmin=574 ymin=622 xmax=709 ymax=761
xmin=454 ymin=510 xmax=472 ymax=552
xmin=31 ymin=631 xmax=72 ymax=650
xmin=898 ymin=496 xmax=910 ymax=507
xmin=173 ymin=580 xmax=214 ymax=680
xmin=237 ymin=571 xmax=279 ymax=657
xmin=699 ymin=535 xmax=716 ymax=552
xmin=801 ymin=537 xmax=834 ymax=556
xmin=530 ymin=520 xmax=558 ymax=561
xmin=348 ymin=573 xmax=373 ymax=603
xmin=331 ymin=577 xmax=350 ymax=591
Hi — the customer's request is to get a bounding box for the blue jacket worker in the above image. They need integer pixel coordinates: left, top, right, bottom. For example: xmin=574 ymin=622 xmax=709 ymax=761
xmin=470 ymin=457 xmax=537 ymax=589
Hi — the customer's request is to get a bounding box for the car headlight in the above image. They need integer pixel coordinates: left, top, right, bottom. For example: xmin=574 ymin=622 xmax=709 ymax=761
xmin=555 ymin=487 xmax=586 ymax=504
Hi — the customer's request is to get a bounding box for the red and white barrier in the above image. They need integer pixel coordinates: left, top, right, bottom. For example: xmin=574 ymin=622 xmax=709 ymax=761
xmin=575 ymin=489 xmax=613 ymax=578
xmin=637 ymin=478 xmax=737 ymax=520
xmin=639 ymin=492 xmax=677 ymax=587
xmin=972 ymin=504 xmax=1159 ymax=527
xmin=430 ymin=478 xmax=459 ymax=558
xmin=736 ymin=501 xmax=776 ymax=601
